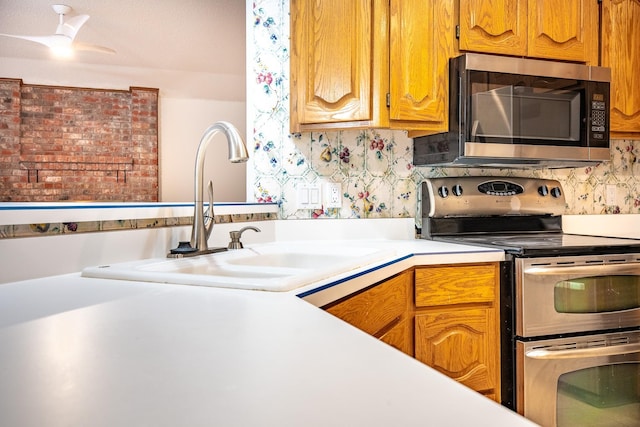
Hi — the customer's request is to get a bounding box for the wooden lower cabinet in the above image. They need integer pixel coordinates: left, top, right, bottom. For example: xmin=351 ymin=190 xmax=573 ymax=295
xmin=323 ymin=262 xmax=501 ymax=403
xmin=414 ymin=306 xmax=498 ymax=394
xmin=324 ymin=270 xmax=413 ymax=356
xmin=379 ymin=317 xmax=413 ymax=356
xmin=414 ymin=263 xmax=501 ymax=401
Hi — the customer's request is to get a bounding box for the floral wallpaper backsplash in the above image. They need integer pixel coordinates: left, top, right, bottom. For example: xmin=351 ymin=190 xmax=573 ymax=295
xmin=247 ymin=0 xmax=640 ymax=220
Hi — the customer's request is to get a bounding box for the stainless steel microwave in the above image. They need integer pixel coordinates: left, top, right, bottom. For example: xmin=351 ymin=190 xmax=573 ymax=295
xmin=413 ymin=53 xmax=611 ymax=168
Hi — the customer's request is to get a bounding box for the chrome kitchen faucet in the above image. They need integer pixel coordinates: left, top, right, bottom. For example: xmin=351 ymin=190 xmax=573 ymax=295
xmin=169 ymin=121 xmax=249 ymax=257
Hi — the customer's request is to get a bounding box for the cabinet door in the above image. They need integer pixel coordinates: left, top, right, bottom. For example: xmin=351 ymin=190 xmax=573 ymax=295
xmin=601 ymin=0 xmax=640 ymax=135
xmin=459 ymin=0 xmax=597 ymax=63
xmin=415 ymin=307 xmax=499 ymax=394
xmin=379 ymin=317 xmax=413 ymax=356
xmin=290 ymin=0 xmax=373 ymax=127
xmin=324 ymin=270 xmax=412 ymax=356
xmin=527 ymin=0 xmax=598 ymax=62
xmin=389 ymin=0 xmax=455 ymax=132
xmin=458 ymin=0 xmax=528 ymax=56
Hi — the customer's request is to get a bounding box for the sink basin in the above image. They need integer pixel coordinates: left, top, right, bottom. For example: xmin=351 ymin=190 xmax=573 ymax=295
xmin=81 ymin=241 xmax=395 ymax=291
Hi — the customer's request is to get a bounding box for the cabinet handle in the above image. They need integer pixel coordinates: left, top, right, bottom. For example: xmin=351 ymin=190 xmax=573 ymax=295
xmin=525 ymin=262 xmax=640 ymax=276
xmin=527 ymin=342 xmax=640 ymax=360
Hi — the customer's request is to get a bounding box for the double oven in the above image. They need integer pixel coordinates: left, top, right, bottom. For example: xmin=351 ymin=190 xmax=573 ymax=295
xmin=420 ymin=177 xmax=640 ymax=427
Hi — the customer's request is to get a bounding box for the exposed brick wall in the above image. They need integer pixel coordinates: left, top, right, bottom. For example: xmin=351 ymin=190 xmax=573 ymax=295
xmin=0 ymin=78 xmax=158 ymax=201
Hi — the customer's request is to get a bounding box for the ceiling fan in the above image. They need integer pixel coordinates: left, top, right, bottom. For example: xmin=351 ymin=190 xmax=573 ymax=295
xmin=0 ymin=4 xmax=116 ymax=57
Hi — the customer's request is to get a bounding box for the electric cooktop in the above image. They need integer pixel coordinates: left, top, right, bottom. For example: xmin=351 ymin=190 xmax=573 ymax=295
xmin=433 ymin=232 xmax=640 ymax=256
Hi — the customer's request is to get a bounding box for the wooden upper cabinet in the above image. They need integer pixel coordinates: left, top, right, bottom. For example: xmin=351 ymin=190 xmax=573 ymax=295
xmin=290 ymin=0 xmax=373 ymax=127
xmin=601 ymin=0 xmax=640 ymax=135
xmin=527 ymin=0 xmax=598 ymax=62
xmin=458 ymin=0 xmax=598 ymax=63
xmin=290 ymin=0 xmax=600 ymax=133
xmin=290 ymin=0 xmax=456 ymax=134
xmin=459 ymin=0 xmax=528 ymax=56
xmin=389 ymin=0 xmax=455 ymax=132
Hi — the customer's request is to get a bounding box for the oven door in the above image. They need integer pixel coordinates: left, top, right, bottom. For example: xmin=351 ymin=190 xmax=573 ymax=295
xmin=516 ymin=254 xmax=640 ymax=337
xmin=517 ymin=331 xmax=640 ymax=427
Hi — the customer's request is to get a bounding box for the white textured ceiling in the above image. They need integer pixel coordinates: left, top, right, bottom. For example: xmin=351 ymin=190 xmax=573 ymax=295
xmin=0 ymin=0 xmax=245 ymax=75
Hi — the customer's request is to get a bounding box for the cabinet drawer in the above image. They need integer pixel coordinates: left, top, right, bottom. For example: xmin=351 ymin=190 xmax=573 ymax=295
xmin=415 ymin=264 xmax=497 ymax=307
xmin=325 ymin=271 xmax=410 ymax=336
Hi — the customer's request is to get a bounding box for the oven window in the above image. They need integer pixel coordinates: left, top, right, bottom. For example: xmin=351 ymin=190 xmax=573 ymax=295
xmin=554 ymin=275 xmax=640 ymax=313
xmin=557 ymin=363 xmax=640 ymax=427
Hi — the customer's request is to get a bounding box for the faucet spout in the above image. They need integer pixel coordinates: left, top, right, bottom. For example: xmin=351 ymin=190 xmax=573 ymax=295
xmin=169 ymin=121 xmax=248 ymax=257
xmin=192 ymin=121 xmax=249 ymax=253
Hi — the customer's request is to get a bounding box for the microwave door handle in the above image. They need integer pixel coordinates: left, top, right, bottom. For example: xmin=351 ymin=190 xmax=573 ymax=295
xmin=525 ymin=262 xmax=640 ymax=276
xmin=471 ymin=120 xmax=479 ymax=140
xmin=527 ymin=342 xmax=640 ymax=360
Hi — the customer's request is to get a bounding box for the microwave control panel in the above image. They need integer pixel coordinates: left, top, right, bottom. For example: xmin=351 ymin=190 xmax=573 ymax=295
xmin=590 ymin=93 xmax=607 ymax=140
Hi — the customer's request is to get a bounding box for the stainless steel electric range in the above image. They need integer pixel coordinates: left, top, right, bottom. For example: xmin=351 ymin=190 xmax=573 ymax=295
xmin=419 ymin=176 xmax=640 ymax=427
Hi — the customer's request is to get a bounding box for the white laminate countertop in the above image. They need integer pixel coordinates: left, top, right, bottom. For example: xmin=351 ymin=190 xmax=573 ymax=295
xmin=0 ymin=239 xmax=538 ymax=427
xmin=563 ymin=214 xmax=640 ymax=239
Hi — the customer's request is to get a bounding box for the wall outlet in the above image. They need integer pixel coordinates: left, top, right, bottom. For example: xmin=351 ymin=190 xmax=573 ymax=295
xmin=324 ymin=183 xmax=342 ymax=208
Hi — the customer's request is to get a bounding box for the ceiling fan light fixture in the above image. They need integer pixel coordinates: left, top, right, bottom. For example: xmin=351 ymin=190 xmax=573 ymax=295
xmin=48 ymin=34 xmax=74 ymax=58
xmin=50 ymin=45 xmax=74 ymax=59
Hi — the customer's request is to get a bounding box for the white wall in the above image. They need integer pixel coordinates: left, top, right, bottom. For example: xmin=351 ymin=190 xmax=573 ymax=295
xmin=159 ymin=97 xmax=246 ymax=202
xmin=0 ymin=56 xmax=247 ymax=202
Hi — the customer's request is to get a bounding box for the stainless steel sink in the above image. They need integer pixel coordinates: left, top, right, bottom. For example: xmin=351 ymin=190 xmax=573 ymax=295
xmin=82 ymin=241 xmax=394 ymax=291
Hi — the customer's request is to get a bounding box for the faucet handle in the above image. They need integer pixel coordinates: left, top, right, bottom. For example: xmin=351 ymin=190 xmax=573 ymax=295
xmin=228 ymin=226 xmax=261 ymax=249
xmin=204 ymin=180 xmax=215 ymax=240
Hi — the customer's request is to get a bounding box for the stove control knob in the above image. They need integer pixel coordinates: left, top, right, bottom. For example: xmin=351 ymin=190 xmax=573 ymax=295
xmin=438 ymin=186 xmax=449 ymax=198
xmin=452 ymin=184 xmax=463 ymax=197
xmin=538 ymin=185 xmax=549 ymax=196
xmin=551 ymin=187 xmax=562 ymax=198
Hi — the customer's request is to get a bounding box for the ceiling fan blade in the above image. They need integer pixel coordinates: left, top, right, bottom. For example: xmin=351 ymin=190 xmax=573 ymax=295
xmin=58 ymin=14 xmax=89 ymax=40
xmin=73 ymin=42 xmax=116 ymax=55
xmin=0 ymin=33 xmax=69 ymax=49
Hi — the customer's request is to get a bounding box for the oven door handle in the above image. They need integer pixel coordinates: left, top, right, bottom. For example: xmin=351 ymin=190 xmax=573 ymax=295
xmin=527 ymin=342 xmax=640 ymax=360
xmin=525 ymin=262 xmax=640 ymax=276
